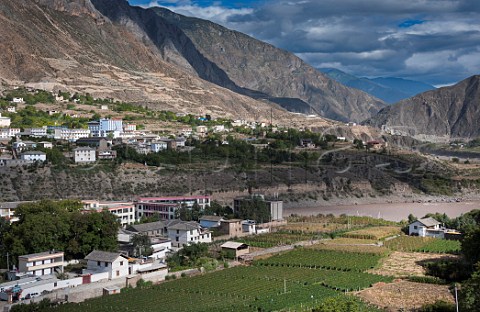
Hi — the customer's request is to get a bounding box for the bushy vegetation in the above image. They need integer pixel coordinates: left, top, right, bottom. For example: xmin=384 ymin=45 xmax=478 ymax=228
xmin=384 ymin=236 xmax=461 ymax=254
xmin=0 ymin=200 xmax=119 ymax=267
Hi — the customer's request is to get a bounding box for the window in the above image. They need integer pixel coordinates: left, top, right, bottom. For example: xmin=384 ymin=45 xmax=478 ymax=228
xmin=120 ymin=261 xmax=124 ymax=266
xmin=176 ymin=237 xmax=179 ymax=241
xmin=414 ymin=226 xmax=418 ymax=230
xmin=116 ymin=270 xmax=120 ymax=277
xmin=191 ymin=237 xmax=193 ymax=241
xmin=105 ymin=262 xmax=108 ymax=267
xmin=97 ymin=261 xmax=101 ymax=266
xmin=176 ymin=230 xmax=179 ymax=234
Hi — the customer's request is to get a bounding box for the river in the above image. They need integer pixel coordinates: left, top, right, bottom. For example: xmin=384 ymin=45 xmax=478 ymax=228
xmin=284 ymin=201 xmax=480 ymax=222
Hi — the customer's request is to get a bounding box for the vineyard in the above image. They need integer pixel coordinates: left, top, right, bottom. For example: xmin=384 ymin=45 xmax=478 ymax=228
xmin=53 ymin=248 xmax=391 ymax=312
xmin=384 ymin=236 xmax=461 ymax=254
xmin=237 ymin=232 xmax=322 ymax=248
xmin=309 ymin=243 xmax=389 ymax=255
xmin=256 ymin=248 xmax=385 ymax=272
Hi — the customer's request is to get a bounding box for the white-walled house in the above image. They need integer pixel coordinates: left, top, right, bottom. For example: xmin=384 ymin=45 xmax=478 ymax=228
xmin=151 ymin=141 xmax=168 ymax=153
xmin=20 ymin=151 xmax=47 ymax=162
xmin=74 ymin=147 xmax=96 ymax=163
xmin=167 ymin=221 xmax=212 ymax=248
xmin=84 ymin=250 xmax=129 ymax=280
xmin=409 ymin=217 xmax=443 ymax=238
xmin=0 ymin=113 xmax=11 ymax=128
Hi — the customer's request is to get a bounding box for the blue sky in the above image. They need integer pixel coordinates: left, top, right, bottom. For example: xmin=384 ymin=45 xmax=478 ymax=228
xmin=127 ymin=0 xmax=480 ymax=86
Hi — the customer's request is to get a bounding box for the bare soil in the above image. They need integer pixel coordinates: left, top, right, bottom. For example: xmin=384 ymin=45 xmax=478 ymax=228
xmin=369 ymin=251 xmax=460 ymax=277
xmin=355 ymin=280 xmax=454 ymax=312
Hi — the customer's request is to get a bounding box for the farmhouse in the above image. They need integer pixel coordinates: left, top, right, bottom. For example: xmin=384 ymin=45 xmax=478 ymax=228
xmin=409 ymin=217 xmax=445 ymax=238
xmin=167 ymin=221 xmax=211 ymax=248
xmin=84 ymin=250 xmax=129 ymax=280
xmin=221 ymin=242 xmax=250 ymax=258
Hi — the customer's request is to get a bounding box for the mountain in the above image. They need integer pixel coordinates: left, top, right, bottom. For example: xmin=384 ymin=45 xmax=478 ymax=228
xmin=366 ymin=75 xmax=480 ymax=140
xmin=320 ymin=68 xmax=435 ymax=104
xmin=0 ymin=0 xmax=385 ymax=123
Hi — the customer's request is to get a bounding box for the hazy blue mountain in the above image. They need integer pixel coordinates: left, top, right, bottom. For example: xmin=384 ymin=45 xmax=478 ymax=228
xmin=320 ymin=68 xmax=436 ymax=104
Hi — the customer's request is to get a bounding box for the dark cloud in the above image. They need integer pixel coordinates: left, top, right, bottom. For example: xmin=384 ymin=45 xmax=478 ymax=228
xmin=140 ymin=0 xmax=480 ymax=85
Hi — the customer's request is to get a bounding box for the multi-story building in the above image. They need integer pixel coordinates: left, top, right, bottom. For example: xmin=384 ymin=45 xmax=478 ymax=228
xmin=150 ymin=141 xmax=168 ymax=153
xmin=82 ymin=200 xmax=135 ymax=227
xmin=54 ymin=128 xmax=91 ymax=142
xmin=20 ymin=151 xmax=47 ymax=162
xmin=24 ymin=127 xmax=47 ymax=138
xmin=87 ymin=121 xmax=100 ymax=137
xmin=74 ymin=147 xmax=96 ymax=163
xmin=135 ymin=196 xmax=211 ymax=221
xmin=88 ymin=118 xmax=123 ymax=138
xmin=166 ymin=220 xmax=212 ymax=248
xmin=0 ymin=128 xmax=20 ymax=139
xmin=18 ymin=251 xmax=65 ymax=276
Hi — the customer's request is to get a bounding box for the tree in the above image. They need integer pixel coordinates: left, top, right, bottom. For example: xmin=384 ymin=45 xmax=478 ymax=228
xmin=235 ymin=198 xmax=270 ymax=223
xmin=131 ymin=234 xmax=152 ymax=257
xmin=3 ymin=200 xmax=119 ymax=264
xmin=460 ymin=264 xmax=480 ymax=312
xmin=462 ymin=228 xmax=480 ymax=266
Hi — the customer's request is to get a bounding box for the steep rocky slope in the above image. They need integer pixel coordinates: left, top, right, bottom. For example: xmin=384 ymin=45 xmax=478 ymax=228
xmin=0 ymin=0 xmax=305 ymax=123
xmin=367 ymin=75 xmax=480 ymax=141
xmin=0 ymin=0 xmax=385 ymax=122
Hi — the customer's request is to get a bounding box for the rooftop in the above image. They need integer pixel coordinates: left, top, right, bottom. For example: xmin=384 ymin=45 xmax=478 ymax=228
xmin=19 ymin=251 xmax=64 ymax=260
xmin=129 ymin=221 xmax=165 ymax=233
xmin=417 ymin=217 xmax=442 ymax=227
xmin=85 ymin=250 xmax=127 ymax=262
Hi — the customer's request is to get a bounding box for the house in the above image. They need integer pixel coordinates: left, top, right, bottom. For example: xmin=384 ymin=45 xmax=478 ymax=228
xmin=7 ymin=106 xmax=16 ymax=113
xmin=0 ymin=128 xmax=20 ymax=139
xmin=0 ymin=113 xmax=11 ymax=128
xmin=74 ymin=147 xmax=96 ymax=163
xmin=175 ymin=137 xmax=186 ymax=148
xmin=20 ymin=151 xmax=46 ymax=162
xmin=218 ymin=219 xmax=243 ymax=237
xmin=299 ymin=138 xmax=315 ymax=148
xmin=221 ymin=242 xmax=250 ymax=258
xmin=409 ymin=217 xmax=444 ymax=238
xmin=37 ymin=141 xmax=53 ymax=149
xmin=84 ymin=250 xmax=129 ymax=280
xmin=241 ymin=220 xmax=256 ymax=234
xmin=12 ymin=97 xmax=24 ymax=103
xmin=151 ymin=141 xmax=168 ymax=153
xmin=196 ymin=126 xmax=208 ymax=134
xmin=167 ymin=221 xmax=211 ymax=248
xmin=127 ymin=221 xmax=166 ymax=237
xmin=366 ymin=140 xmax=386 ymax=151
xmin=199 ymin=215 xmax=224 ymax=228
xmin=18 ymin=251 xmax=65 ymax=276
xmin=82 ymin=201 xmax=135 ymax=227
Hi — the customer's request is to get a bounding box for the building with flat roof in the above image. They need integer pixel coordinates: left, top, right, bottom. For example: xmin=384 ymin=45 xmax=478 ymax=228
xmin=18 ymin=251 xmax=64 ymax=276
xmin=135 ymin=196 xmax=211 ymax=221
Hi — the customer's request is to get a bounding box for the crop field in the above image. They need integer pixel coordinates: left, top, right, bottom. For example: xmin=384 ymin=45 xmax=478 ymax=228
xmin=53 ymin=264 xmax=389 ymax=312
xmin=384 ymin=236 xmax=461 ymax=254
xmin=341 ymin=226 xmax=401 ymax=240
xmin=278 ymin=222 xmax=351 ymax=233
xmin=255 ymin=248 xmax=385 ymax=272
xmin=52 ymin=247 xmax=392 ymax=312
xmin=309 ymin=242 xmax=389 ymax=255
xmin=237 ymin=232 xmax=322 ymax=248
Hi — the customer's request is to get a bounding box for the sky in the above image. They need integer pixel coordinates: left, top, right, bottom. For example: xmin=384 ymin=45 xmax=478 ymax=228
xmin=128 ymin=0 xmax=480 ymax=86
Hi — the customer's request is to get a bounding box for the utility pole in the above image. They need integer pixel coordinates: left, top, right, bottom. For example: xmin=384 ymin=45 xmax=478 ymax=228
xmin=455 ymin=284 xmax=459 ymax=312
xmin=6 ymin=252 xmax=9 ymax=271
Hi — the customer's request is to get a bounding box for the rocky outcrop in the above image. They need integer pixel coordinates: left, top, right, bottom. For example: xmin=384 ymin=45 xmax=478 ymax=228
xmin=367 ymin=75 xmax=480 ymax=140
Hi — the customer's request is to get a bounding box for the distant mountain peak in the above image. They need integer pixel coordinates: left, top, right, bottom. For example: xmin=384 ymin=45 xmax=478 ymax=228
xmin=319 ymin=68 xmax=436 ymax=104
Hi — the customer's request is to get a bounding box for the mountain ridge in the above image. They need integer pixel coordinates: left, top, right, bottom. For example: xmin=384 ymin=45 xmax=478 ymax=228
xmin=366 ymin=75 xmax=480 ymax=140
xmin=320 ymin=68 xmax=436 ymax=104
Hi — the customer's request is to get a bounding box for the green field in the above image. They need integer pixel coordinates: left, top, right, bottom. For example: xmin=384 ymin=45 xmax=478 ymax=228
xmin=237 ymin=232 xmax=322 ymax=248
xmin=256 ymin=248 xmax=384 ymax=272
xmin=384 ymin=236 xmax=461 ymax=254
xmin=52 ymin=250 xmax=391 ymax=312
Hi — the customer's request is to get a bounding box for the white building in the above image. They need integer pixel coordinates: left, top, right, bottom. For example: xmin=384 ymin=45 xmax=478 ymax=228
xmin=0 ymin=128 xmax=20 ymax=139
xmin=151 ymin=141 xmax=168 ymax=153
xmin=84 ymin=250 xmax=129 ymax=280
xmin=20 ymin=151 xmax=46 ymax=162
xmin=83 ymin=200 xmax=135 ymax=227
xmin=0 ymin=113 xmax=11 ymax=128
xmin=135 ymin=196 xmax=211 ymax=221
xmin=54 ymin=128 xmax=91 ymax=142
xmin=124 ymin=124 xmax=136 ymax=132
xmin=167 ymin=221 xmax=211 ymax=248
xmin=12 ymin=97 xmax=24 ymax=103
xmin=409 ymin=217 xmax=443 ymax=238
xmin=74 ymin=147 xmax=96 ymax=163
xmin=196 ymin=126 xmax=208 ymax=134
xmin=7 ymin=106 xmax=16 ymax=113
xmin=24 ymin=127 xmax=48 ymax=138
xmin=18 ymin=251 xmax=65 ymax=276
